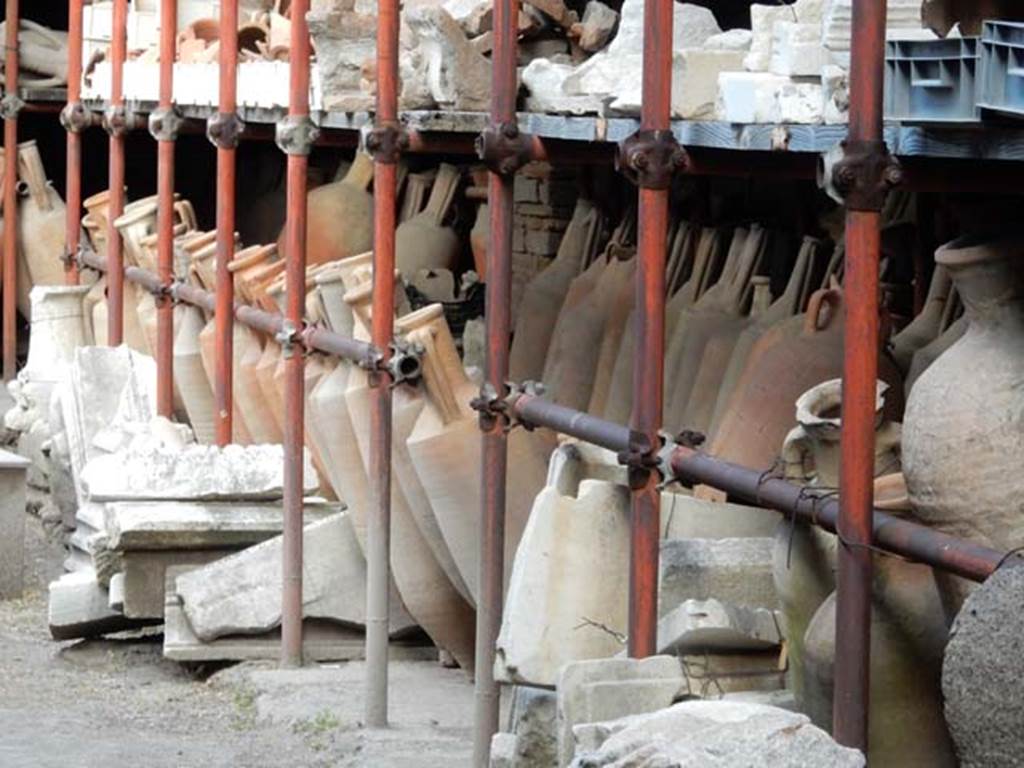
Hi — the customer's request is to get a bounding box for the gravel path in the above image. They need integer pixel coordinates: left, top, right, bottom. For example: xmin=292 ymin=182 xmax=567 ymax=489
xmin=0 ymin=507 xmax=474 ymax=768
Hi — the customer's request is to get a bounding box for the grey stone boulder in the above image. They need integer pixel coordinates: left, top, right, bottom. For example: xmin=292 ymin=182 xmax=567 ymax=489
xmin=569 ymin=700 xmax=865 ymax=767
xmin=943 ymin=564 xmax=1024 ymax=768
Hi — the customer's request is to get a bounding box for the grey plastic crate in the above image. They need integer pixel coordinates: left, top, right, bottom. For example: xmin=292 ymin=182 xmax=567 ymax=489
xmin=885 ymin=37 xmax=980 ymax=123
xmin=979 ymin=20 xmax=1024 ymax=118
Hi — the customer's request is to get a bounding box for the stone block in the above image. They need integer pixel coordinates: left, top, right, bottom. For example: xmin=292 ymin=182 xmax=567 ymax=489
xmin=526 ymin=228 xmax=564 ymax=256
xmin=717 ymin=71 xmax=789 ymax=123
xmin=569 ymin=700 xmax=866 ymax=767
xmin=777 ymin=79 xmax=825 ymax=123
xmin=770 ymin=21 xmax=826 ymax=77
xmin=657 ymin=598 xmax=782 ymax=655
xmin=677 ymin=650 xmax=786 ymax=698
xmin=659 ymin=538 xmax=777 ymax=618
xmin=674 ymin=48 xmax=746 ymax=119
xmin=496 ymin=459 xmax=630 ymax=687
xmin=489 ymin=733 xmax=517 ymax=768
xmin=121 ymin=549 xmax=233 ymax=619
xmin=745 ymin=3 xmax=798 ymax=71
xmin=514 ymin=177 xmax=541 ymax=204
xmin=659 ymin=492 xmax=779 ymax=539
xmin=175 ymin=512 xmax=417 ymax=642
xmin=48 ymin=568 xmax=150 ymax=641
xmin=822 ymin=64 xmax=850 ymax=124
xmin=943 ymin=565 xmax=1024 ymax=768
xmin=511 ymin=687 xmax=558 ymax=766
xmin=0 ymin=449 xmax=30 ymax=599
xmin=103 ymin=500 xmax=339 ymax=551
xmin=513 ymin=224 xmax=527 ymax=252
xmin=537 ymin=180 xmax=578 ymax=208
xmin=556 ymin=655 xmax=684 ymax=765
xmin=705 ymin=28 xmax=753 ymax=50
xmin=575 ymin=1 xmax=618 ymax=52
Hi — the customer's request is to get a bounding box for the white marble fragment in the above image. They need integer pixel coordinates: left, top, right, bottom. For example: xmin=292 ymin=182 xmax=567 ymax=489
xmin=770 ymin=21 xmax=825 ymax=77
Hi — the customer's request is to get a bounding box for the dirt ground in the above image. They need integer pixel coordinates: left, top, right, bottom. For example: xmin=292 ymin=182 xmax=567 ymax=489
xmin=0 ymin=505 xmax=475 ymax=768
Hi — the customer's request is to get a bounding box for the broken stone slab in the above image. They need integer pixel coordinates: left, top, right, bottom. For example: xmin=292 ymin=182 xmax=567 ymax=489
xmin=103 ymin=501 xmax=340 ymax=551
xmin=717 ymin=71 xmax=824 ymax=124
xmin=659 ymin=538 xmax=778 ymax=618
xmin=572 ymin=1 xmax=618 ymax=52
xmin=308 ymin=0 xmax=377 ymax=112
xmin=556 ymin=655 xmax=685 ymax=766
xmin=405 ymin=6 xmax=491 ymax=111
xmin=443 ymin=0 xmax=492 ymax=36
xmin=676 ymin=650 xmax=787 ymax=698
xmin=721 ymin=688 xmax=799 ymax=712
xmin=657 ymin=598 xmax=782 ymax=655
xmin=489 ymin=733 xmax=517 ymax=768
xmin=705 ymin=28 xmax=753 ymax=51
xmin=47 ymin=568 xmax=155 ymax=641
xmin=175 ymin=512 xmax=416 ymax=642
xmin=0 ymin=449 xmax=31 ymax=599
xmin=569 ymin=700 xmax=866 ymax=767
xmin=823 ymin=0 xmax=925 ymax=67
xmin=81 ymin=442 xmax=317 ymax=502
xmin=822 ymin=64 xmax=850 ymax=124
xmin=496 ymin=469 xmax=630 ymax=688
xmin=770 ymin=21 xmax=826 ymax=77
xmin=672 ymin=48 xmax=746 ymax=120
xmin=943 ymin=565 xmax=1024 ymax=768
xmin=57 ymin=346 xmax=158 ymax=504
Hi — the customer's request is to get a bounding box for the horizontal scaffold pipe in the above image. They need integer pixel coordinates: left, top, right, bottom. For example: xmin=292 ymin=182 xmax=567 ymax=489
xmin=78 ymin=245 xmax=378 ymax=366
xmin=504 ymin=392 xmax=1009 ymax=584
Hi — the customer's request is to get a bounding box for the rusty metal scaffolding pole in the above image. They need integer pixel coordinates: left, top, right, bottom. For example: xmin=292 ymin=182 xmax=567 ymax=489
xmin=831 ymin=0 xmax=900 ymax=751
xmin=277 ymin=0 xmax=316 ymax=670
xmin=2 ymin=0 xmax=20 ymax=380
xmin=149 ymin=0 xmax=179 ymax=418
xmin=209 ymin=0 xmax=240 ymax=446
xmin=62 ymin=0 xmax=86 ymax=287
xmin=104 ymin=0 xmax=129 ymax=347
xmin=471 ymin=0 xmax=524 ymax=756
xmin=364 ymin=0 xmax=401 ymax=727
xmin=620 ymin=0 xmax=684 ymax=658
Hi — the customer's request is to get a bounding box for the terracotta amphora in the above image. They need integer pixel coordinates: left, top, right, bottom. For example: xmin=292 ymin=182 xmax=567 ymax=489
xmin=396 ymin=163 xmax=462 ymax=278
xmin=400 ymin=171 xmax=435 ymax=223
xmin=709 ymin=287 xmax=904 ymax=470
xmin=543 ymin=248 xmax=635 ymax=412
xmin=406 ymin=303 xmax=555 ymax=603
xmin=283 ymin=151 xmax=374 ymax=266
xmin=15 ymin=142 xmax=80 ymax=318
xmin=254 ymin=339 xmax=286 ymax=438
xmin=902 ymin=233 xmax=1024 ymax=603
xmin=890 ymin=264 xmax=953 ymax=375
xmin=347 ymin=304 xmax=477 ymax=670
xmin=173 ymin=305 xmax=217 ymax=444
xmin=197 ymin=318 xmax=254 ymax=445
xmin=664 ymin=226 xmax=766 ymax=433
xmin=773 ymin=378 xmax=901 ymax=706
xmin=905 ymin=309 xmax=965 ymax=392
xmin=707 ymin=237 xmax=822 ymax=439
xmin=802 ymin=557 xmax=957 ymax=767
xmin=603 ymin=223 xmax=715 ymax=425
xmin=237 ymin=334 xmax=283 ymax=444
xmin=229 ymin=244 xmax=278 ymax=305
xmin=509 ymin=199 xmax=601 ymax=384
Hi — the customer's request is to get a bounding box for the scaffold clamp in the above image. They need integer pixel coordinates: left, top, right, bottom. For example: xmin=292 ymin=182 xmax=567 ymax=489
xmin=0 ymin=93 xmax=24 ymax=120
xmin=471 ymin=380 xmax=544 ymax=433
xmin=60 ymin=101 xmax=98 ymax=133
xmin=276 ymin=115 xmax=320 ymax=156
xmin=822 ymin=138 xmax=903 ymax=212
xmin=102 ymin=104 xmax=140 ymax=137
xmin=617 ymin=129 xmax=688 ymax=190
xmin=364 ymin=121 xmax=409 ymax=164
xmin=276 ymin=319 xmax=302 ymax=359
xmin=149 ymin=107 xmax=184 ymax=142
xmin=476 ymin=122 xmax=534 ymax=176
xmin=207 ymin=111 xmax=244 ymax=149
xmin=385 ymin=338 xmax=425 ymax=387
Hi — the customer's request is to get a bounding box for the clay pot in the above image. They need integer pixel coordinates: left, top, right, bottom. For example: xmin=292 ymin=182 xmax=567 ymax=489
xmin=586 ymin=255 xmax=637 ymax=416
xmin=173 ymin=305 xmax=218 ymax=444
xmin=664 ymin=226 xmax=767 ymax=433
xmin=229 ymin=244 xmax=278 ymax=305
xmin=802 ymin=557 xmax=957 ymax=767
xmin=470 ymin=203 xmax=489 ymax=278
xmin=543 ymin=252 xmax=635 ymax=412
xmin=15 ymin=142 xmax=77 ymax=318
xmin=773 ymin=378 xmax=902 ymax=705
xmin=347 ymin=304 xmax=476 ymax=669
xmin=707 ymin=237 xmax=822 ymax=439
xmin=406 ymin=304 xmax=555 ymax=603
xmin=285 ymin=152 xmax=374 ymax=267
xmin=509 ymin=198 xmax=602 ymax=383
xmin=198 ymin=318 xmax=254 ymax=445
xmin=237 ymin=334 xmax=283 ymax=444
xmin=906 ymin=313 xmax=966 ymax=391
xmin=396 ymin=163 xmax=462 ymax=278
xmin=255 ymin=340 xmax=286 ymax=438
xmin=903 ymin=233 xmax=1024 ymax=572
xmin=890 ymin=265 xmax=953 ymax=375
xmin=709 ymin=287 xmax=904 ymax=470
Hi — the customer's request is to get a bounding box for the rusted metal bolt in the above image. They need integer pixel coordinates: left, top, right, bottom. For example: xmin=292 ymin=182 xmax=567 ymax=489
xmin=884 ymin=163 xmax=904 ymax=188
